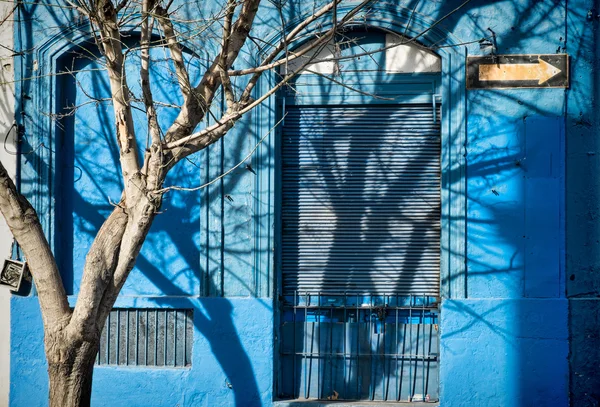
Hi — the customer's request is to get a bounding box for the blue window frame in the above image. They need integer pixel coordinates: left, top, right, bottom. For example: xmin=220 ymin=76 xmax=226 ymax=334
xmin=276 ymin=30 xmax=444 ymax=402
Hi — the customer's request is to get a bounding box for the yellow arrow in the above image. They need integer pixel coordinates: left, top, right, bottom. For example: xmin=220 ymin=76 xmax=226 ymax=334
xmin=479 ymin=58 xmax=561 ymax=85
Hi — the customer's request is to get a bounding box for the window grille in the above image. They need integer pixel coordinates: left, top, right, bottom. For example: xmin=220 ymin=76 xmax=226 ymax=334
xmin=279 ymin=293 xmax=439 ymax=402
xmin=96 ymin=308 xmax=193 ymax=367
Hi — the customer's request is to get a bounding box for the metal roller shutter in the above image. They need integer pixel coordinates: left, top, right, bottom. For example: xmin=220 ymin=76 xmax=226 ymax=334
xmin=281 ymin=104 xmax=441 ymax=295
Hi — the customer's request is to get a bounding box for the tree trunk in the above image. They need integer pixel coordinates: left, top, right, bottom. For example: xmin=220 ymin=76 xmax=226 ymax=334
xmin=47 ymin=339 xmax=99 ymax=407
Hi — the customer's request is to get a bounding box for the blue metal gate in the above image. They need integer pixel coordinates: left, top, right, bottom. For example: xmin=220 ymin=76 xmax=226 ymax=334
xmin=279 ymin=294 xmax=439 ymax=402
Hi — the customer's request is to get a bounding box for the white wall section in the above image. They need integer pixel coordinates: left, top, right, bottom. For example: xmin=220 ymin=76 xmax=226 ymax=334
xmin=284 ymin=34 xmax=441 ymax=75
xmin=385 ymin=34 xmax=441 ymax=73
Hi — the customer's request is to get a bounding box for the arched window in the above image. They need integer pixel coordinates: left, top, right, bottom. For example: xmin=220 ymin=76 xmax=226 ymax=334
xmin=278 ymin=30 xmax=441 ymax=402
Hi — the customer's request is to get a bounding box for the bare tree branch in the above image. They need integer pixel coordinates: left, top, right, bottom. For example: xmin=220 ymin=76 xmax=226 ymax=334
xmin=155 ymin=2 xmax=193 ymax=101
xmin=95 ymin=200 xmax=156 ymax=325
xmin=218 ymin=0 xmax=237 ymax=110
xmin=89 ymin=0 xmax=142 ymax=203
xmin=0 ymin=160 xmax=70 ymax=329
xmin=161 ymin=0 xmax=261 ymax=145
xmin=240 ymin=0 xmax=372 ymax=102
xmin=69 ymin=207 xmax=128 ymax=339
xmin=140 ymin=0 xmax=162 ymax=146
xmin=154 ymin=112 xmax=286 ymax=194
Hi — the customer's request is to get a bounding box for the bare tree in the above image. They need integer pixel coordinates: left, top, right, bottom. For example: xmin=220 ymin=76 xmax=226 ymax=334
xmin=0 ymin=0 xmax=487 ymax=404
xmin=0 ymin=0 xmax=378 ymax=405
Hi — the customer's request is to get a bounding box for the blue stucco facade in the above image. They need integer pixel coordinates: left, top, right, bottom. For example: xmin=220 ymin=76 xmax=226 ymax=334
xmin=7 ymin=0 xmax=600 ymax=406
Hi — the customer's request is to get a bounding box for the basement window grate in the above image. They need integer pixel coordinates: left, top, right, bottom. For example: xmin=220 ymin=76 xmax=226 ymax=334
xmin=96 ymin=308 xmax=193 ymax=368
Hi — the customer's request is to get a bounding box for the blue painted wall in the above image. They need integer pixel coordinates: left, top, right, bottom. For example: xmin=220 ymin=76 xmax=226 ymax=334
xmin=9 ymin=1 xmax=590 ymax=406
xmin=566 ymin=1 xmax=600 ymax=404
xmin=11 ymin=296 xmax=273 ymax=407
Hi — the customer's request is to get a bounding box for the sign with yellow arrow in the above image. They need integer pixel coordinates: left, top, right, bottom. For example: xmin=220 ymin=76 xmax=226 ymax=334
xmin=467 ymin=54 xmax=568 ymax=89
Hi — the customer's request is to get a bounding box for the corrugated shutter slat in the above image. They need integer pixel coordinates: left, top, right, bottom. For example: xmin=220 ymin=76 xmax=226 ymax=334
xmin=281 ymin=104 xmax=440 ymax=295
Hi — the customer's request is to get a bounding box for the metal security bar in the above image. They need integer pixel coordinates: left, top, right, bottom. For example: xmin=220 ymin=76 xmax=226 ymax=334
xmin=279 ymin=293 xmax=439 ymax=402
xmin=96 ymin=309 xmax=193 ymax=367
